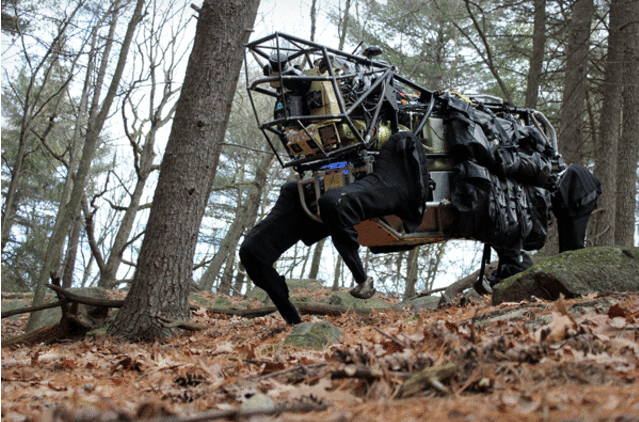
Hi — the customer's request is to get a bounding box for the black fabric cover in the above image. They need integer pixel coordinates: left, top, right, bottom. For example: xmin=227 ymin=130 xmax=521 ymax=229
xmin=444 ymin=95 xmax=498 ymax=167
xmin=523 ymin=185 xmax=552 ymax=251
xmin=443 ymin=93 xmax=557 ymax=252
xmin=239 ymin=181 xmax=328 ymax=324
xmin=449 ymin=160 xmax=532 ymax=250
xmin=552 ymin=164 xmax=602 ymax=252
xmin=553 ymin=164 xmax=602 ymax=218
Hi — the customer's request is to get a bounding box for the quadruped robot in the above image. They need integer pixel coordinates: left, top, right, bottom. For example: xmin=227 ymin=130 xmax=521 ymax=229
xmin=242 ymin=32 xmax=581 ymax=263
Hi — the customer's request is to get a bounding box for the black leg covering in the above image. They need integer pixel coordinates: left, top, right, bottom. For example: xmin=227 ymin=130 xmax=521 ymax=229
xmin=239 ymin=181 xmax=327 ymax=325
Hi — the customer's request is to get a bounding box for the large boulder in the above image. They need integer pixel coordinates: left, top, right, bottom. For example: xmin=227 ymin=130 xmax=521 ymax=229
xmin=245 ymin=278 xmax=324 ymax=303
xmin=492 ymin=246 xmax=639 ymax=305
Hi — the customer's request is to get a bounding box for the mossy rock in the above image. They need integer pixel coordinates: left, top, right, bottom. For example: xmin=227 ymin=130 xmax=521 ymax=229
xmin=245 ymin=279 xmax=324 ymax=303
xmin=320 ymin=291 xmax=390 ymax=309
xmin=284 ymin=321 xmax=342 ymax=350
xmin=1 ymin=300 xmax=32 ymax=320
xmin=287 ymin=278 xmax=324 ymax=293
xmin=492 ymin=246 xmax=639 ymax=305
xmin=86 ymin=327 xmax=108 ymax=337
xmin=400 ymin=295 xmax=440 ymax=311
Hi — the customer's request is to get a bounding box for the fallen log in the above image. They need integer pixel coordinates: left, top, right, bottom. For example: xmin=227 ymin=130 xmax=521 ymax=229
xmin=206 ymin=302 xmax=376 ymax=319
xmin=2 ymin=299 xmax=68 ymax=319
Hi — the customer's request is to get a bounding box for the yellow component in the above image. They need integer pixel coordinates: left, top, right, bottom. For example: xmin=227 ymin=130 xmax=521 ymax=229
xmin=376 ymin=122 xmax=392 ymax=147
xmin=285 ymin=122 xmax=342 ymax=157
xmin=339 ymin=120 xmax=366 ymax=141
xmin=305 ymin=68 xmax=341 ymax=119
xmin=286 ymin=125 xmax=321 ymax=156
xmin=450 ymin=90 xmax=472 ymax=104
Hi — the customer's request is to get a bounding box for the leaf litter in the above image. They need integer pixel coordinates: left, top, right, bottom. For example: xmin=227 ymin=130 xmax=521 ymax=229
xmin=2 ymin=290 xmax=639 ymax=422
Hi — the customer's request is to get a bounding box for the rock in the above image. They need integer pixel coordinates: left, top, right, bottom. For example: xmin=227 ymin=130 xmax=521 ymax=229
xmin=492 ymin=246 xmax=639 ymax=305
xmin=239 ymin=393 xmax=275 ymax=413
xmin=245 ymin=278 xmax=324 ymax=304
xmin=320 ymin=291 xmax=391 ymax=309
xmin=284 ymin=321 xmax=342 ymax=350
xmin=400 ymin=295 xmax=440 ymax=311
xmin=1 ymin=300 xmax=32 ymax=321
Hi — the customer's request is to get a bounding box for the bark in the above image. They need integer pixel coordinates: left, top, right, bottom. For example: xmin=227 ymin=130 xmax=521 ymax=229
xmin=332 ymin=255 xmax=343 ymax=291
xmin=403 ymin=247 xmax=419 ymax=300
xmin=310 ymin=0 xmax=317 ymax=42
xmin=592 ymin=0 xmax=626 ymax=246
xmin=308 ymin=238 xmax=326 ymax=279
xmin=338 ymin=0 xmax=352 ymax=51
xmin=108 ymin=0 xmax=260 ymax=341
xmin=61 ymin=211 xmax=82 ymax=288
xmin=525 ymin=0 xmax=546 ymax=109
xmin=558 ymin=0 xmax=594 ymax=166
xmin=615 ymin=0 xmax=639 ymax=247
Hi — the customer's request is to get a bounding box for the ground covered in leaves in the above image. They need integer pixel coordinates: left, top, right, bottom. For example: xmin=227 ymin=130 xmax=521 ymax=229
xmin=2 ymin=288 xmax=639 ymax=422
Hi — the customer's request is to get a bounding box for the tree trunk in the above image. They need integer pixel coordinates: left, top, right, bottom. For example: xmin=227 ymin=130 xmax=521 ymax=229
xmin=61 ymin=210 xmax=82 ymax=288
xmin=592 ymin=0 xmax=626 ymax=246
xmin=525 ymin=0 xmax=546 ymax=109
xmin=98 ymin=124 xmax=163 ymax=288
xmin=338 ymin=0 xmax=352 ymax=51
xmin=310 ymin=0 xmax=317 ymax=42
xmin=308 ymin=238 xmax=326 ymax=279
xmin=219 ymin=254 xmax=236 ymax=295
xmin=615 ymin=0 xmax=639 ymax=247
xmin=558 ymin=0 xmax=594 ymax=166
xmin=403 ymin=247 xmax=419 ymax=300
xmin=233 ymin=262 xmax=247 ymax=296
xmin=332 ymin=255 xmax=343 ymax=291
xmin=97 ymin=1 xmax=183 ymax=288
xmin=108 ymin=0 xmax=260 ymax=341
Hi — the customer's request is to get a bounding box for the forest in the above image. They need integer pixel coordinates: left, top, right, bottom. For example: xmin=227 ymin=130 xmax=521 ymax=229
xmin=2 ymin=0 xmax=639 ymax=330
xmin=2 ymin=0 xmax=639 ymax=420
xmin=2 ymin=0 xmax=639 ymax=326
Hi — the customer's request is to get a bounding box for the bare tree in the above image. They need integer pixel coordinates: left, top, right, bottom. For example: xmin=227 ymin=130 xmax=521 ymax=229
xmin=592 ymin=0 xmax=629 ymax=246
xmin=108 ymin=0 xmax=261 ymax=341
xmin=615 ymin=0 xmax=639 ymax=247
xmin=26 ymin=0 xmax=147 ymax=331
xmin=1 ymin=0 xmax=87 ymax=253
xmin=92 ymin=0 xmax=188 ymax=288
xmin=525 ymin=0 xmax=546 ymax=109
xmin=558 ymin=0 xmax=594 ymax=166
